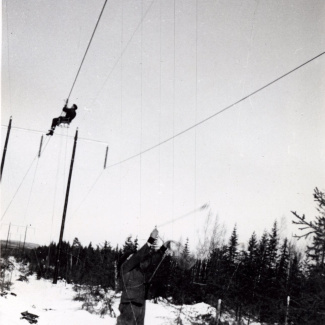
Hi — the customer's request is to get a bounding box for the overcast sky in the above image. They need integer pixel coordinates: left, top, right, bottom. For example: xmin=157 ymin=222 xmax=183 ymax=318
xmin=1 ymin=0 xmax=325 ymax=251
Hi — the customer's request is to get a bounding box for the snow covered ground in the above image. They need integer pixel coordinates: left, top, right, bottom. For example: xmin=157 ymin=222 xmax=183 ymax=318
xmin=0 ymin=257 xmax=223 ymax=325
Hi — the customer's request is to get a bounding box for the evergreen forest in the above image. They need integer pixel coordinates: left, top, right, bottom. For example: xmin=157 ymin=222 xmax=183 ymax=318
xmin=2 ymin=188 xmax=324 ymax=324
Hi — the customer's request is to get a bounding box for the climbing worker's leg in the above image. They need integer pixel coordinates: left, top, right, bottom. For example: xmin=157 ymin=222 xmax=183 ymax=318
xmin=46 ymin=117 xmax=59 ymax=136
xmin=51 ymin=117 xmax=60 ymax=129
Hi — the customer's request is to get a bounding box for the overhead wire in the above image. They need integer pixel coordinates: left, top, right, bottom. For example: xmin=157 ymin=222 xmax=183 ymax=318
xmin=105 ymin=50 xmax=325 ymax=170
xmin=0 ymin=126 xmax=108 ymax=145
xmin=194 ymin=0 xmax=198 ymax=227
xmin=89 ymin=0 xmax=156 ymax=108
xmin=22 ymin=154 xmax=40 ymax=225
xmin=69 ymin=0 xmax=159 ymax=234
xmin=158 ymin=0 xmax=162 ymax=227
xmin=63 ymin=51 xmax=325 ymax=216
xmin=119 ymin=0 xmax=124 ymax=239
xmin=49 ymin=134 xmax=64 ymax=244
xmin=63 ymin=127 xmax=69 ymax=184
xmin=1 ymin=137 xmax=51 ymax=221
xmin=139 ymin=0 xmax=144 ymax=235
xmin=172 ymin=0 xmax=176 ymax=226
xmin=67 ymin=0 xmax=109 ymax=101
xmin=68 ymin=169 xmax=105 ymax=222
xmin=8 ymin=51 xmax=322 ymax=227
xmin=5 ymin=0 xmax=12 ymax=117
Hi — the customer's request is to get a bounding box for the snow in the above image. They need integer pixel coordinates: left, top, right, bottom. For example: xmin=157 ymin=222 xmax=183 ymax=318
xmin=0 ymin=257 xmax=257 ymax=325
xmin=0 ymin=261 xmax=110 ymax=324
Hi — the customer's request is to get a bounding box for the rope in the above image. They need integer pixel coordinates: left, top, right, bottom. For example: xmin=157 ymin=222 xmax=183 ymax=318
xmin=49 ymin=132 xmax=64 ymax=245
xmin=105 ymin=50 xmax=325 ymax=170
xmin=194 ymin=0 xmax=198 ymax=230
xmin=22 ymin=157 xmax=39 ymax=225
xmin=157 ymin=203 xmax=209 ymax=228
xmin=63 ymin=127 xmax=69 ymax=183
xmin=148 ymin=252 xmax=166 ymax=284
xmin=158 ymin=0 xmax=162 ymax=227
xmin=90 ymin=0 xmax=156 ymax=107
xmin=1 ymin=137 xmax=51 ymax=221
xmin=172 ymin=0 xmax=176 ymax=225
xmin=139 ymin=0 xmax=144 ymax=237
xmin=0 ymin=126 xmax=108 ymax=145
xmin=119 ymin=0 xmax=124 ymax=239
xmin=121 ymin=263 xmax=138 ymax=325
xmin=68 ymin=169 xmax=105 ymax=221
xmin=67 ymin=0 xmax=108 ymax=100
xmin=5 ymin=0 xmax=12 ymax=117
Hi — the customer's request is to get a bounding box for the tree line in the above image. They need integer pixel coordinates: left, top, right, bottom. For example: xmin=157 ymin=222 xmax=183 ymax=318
xmin=4 ymin=187 xmax=325 ymax=324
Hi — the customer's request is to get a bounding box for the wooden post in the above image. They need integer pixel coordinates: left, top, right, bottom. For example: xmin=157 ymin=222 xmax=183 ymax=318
xmin=5 ymin=223 xmax=11 ymax=249
xmin=38 ymin=135 xmax=43 ymax=158
xmin=18 ymin=235 xmax=21 ymax=250
xmin=216 ymin=299 xmax=222 ymax=325
xmin=53 ymin=129 xmax=78 ymax=284
xmin=114 ymin=260 xmax=118 ymax=292
xmin=104 ymin=146 xmax=109 ymax=169
xmin=1 ymin=116 xmax=12 ymax=182
xmin=22 ymin=225 xmax=28 ymax=252
xmin=285 ymin=295 xmax=290 ymax=325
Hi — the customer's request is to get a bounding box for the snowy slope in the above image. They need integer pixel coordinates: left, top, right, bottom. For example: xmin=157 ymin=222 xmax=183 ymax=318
xmin=0 ymin=257 xmax=221 ymax=325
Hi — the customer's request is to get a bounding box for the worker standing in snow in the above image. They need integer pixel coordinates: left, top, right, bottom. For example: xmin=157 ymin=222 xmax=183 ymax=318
xmin=117 ymin=228 xmax=171 ymax=325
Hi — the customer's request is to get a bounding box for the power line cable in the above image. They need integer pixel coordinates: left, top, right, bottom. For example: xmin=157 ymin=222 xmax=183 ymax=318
xmin=172 ymin=0 xmax=176 ymax=224
xmin=106 ymin=50 xmax=325 ymax=170
xmin=22 ymin=157 xmax=39 ymax=225
xmin=194 ymin=0 xmax=198 ymax=225
xmin=90 ymin=0 xmax=156 ymax=106
xmin=67 ymin=0 xmax=109 ymax=100
xmin=5 ymin=0 xmax=12 ymax=117
xmin=68 ymin=169 xmax=105 ymax=222
xmin=139 ymin=0 xmax=144 ymax=235
xmin=1 ymin=137 xmax=51 ymax=221
xmin=49 ymin=133 xmax=64 ymax=244
xmin=0 ymin=126 xmax=108 ymax=145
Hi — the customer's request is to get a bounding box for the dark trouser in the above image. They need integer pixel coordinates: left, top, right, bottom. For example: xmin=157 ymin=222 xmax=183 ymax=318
xmin=116 ymin=302 xmax=146 ymax=325
xmin=50 ymin=117 xmax=61 ymax=130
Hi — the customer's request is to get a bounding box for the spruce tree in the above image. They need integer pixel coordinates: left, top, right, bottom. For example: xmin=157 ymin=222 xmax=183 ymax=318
xmin=292 ymin=187 xmax=325 ymax=324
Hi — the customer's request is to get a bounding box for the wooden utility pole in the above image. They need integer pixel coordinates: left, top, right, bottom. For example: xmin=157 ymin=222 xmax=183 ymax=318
xmin=38 ymin=135 xmax=44 ymax=158
xmin=114 ymin=260 xmax=118 ymax=292
xmin=53 ymin=129 xmax=78 ymax=284
xmin=215 ymin=299 xmax=222 ymax=325
xmin=285 ymin=296 xmax=290 ymax=325
xmin=104 ymin=145 xmax=109 ymax=169
xmin=22 ymin=225 xmax=28 ymax=252
xmin=1 ymin=116 xmax=12 ymax=182
xmin=5 ymin=223 xmax=11 ymax=249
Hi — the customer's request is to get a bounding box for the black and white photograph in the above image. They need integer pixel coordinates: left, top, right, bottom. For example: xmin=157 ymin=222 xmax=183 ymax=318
xmin=1 ymin=0 xmax=325 ymax=324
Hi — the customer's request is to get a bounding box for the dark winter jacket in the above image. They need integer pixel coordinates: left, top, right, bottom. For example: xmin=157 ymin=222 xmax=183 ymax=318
xmin=120 ymin=243 xmax=167 ymax=305
xmin=62 ymin=106 xmax=77 ymax=123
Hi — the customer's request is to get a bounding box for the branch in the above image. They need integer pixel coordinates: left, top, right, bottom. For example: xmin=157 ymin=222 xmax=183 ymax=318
xmin=292 ymin=211 xmax=317 ymax=230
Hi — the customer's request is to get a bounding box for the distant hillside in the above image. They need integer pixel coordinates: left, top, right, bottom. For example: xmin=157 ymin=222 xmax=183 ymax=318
xmin=0 ymin=240 xmax=39 ymax=250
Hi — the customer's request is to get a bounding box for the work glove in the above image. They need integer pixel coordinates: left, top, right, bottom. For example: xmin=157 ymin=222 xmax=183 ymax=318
xmin=163 ymin=240 xmax=173 ymax=249
xmin=148 ymin=228 xmax=158 ymax=245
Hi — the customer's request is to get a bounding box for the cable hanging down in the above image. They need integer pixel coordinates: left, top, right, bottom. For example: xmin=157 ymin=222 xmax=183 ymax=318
xmin=67 ymin=0 xmax=108 ymax=101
